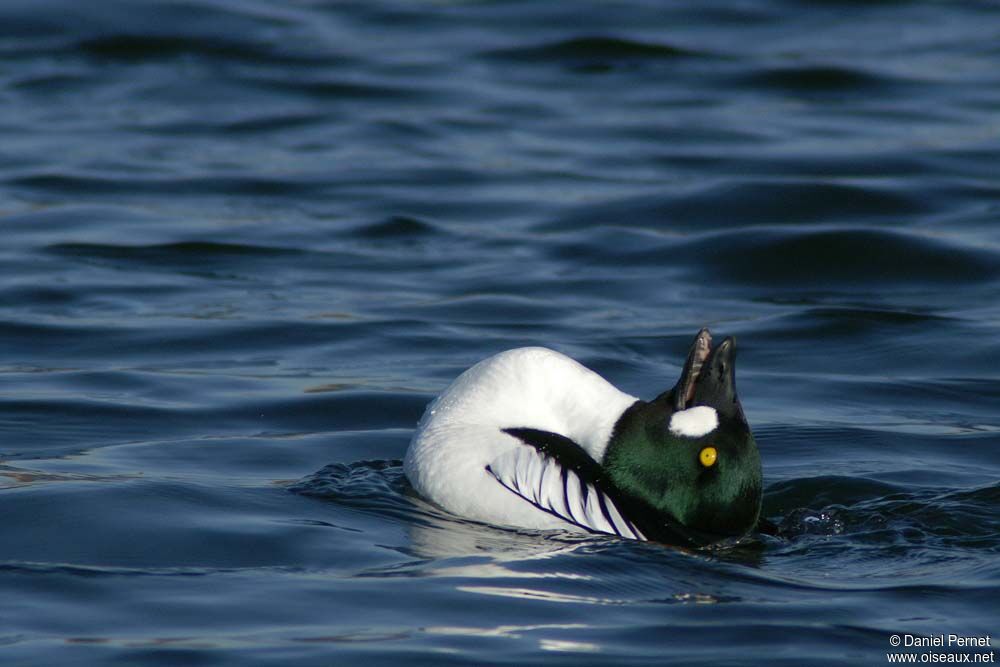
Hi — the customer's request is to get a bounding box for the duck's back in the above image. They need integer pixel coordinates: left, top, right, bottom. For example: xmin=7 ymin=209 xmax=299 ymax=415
xmin=404 ymin=347 xmax=638 ymax=531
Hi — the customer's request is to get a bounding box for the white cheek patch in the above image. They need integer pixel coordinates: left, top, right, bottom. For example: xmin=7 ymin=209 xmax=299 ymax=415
xmin=668 ymin=406 xmax=719 ymax=438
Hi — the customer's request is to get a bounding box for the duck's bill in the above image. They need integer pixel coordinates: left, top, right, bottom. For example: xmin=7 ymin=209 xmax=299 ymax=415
xmin=673 ymin=328 xmax=712 ymax=410
xmin=673 ymin=329 xmax=738 ymax=412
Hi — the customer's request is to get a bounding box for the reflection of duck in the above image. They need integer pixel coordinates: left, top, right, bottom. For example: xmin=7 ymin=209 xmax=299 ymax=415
xmin=405 ymin=329 xmax=763 ymax=547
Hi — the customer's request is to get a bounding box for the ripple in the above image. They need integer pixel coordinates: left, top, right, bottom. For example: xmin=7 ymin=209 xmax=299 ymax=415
xmin=396 ymin=294 xmax=566 ymax=325
xmin=243 ymin=75 xmax=425 ymax=102
xmin=9 ymin=72 xmax=94 ymax=93
xmin=11 ymin=173 xmax=327 ymax=198
xmin=765 ymin=476 xmax=907 ymax=513
xmin=45 ymin=241 xmax=307 ymax=278
xmin=696 ymin=228 xmax=1000 ymax=286
xmin=769 ymin=479 xmax=1000 ymax=552
xmin=49 ymin=240 xmax=302 ymax=260
xmin=556 ymin=226 xmax=1000 ymax=287
xmin=353 ymin=215 xmax=441 ymax=240
xmin=484 ymin=35 xmax=702 ymax=64
xmin=551 ymin=180 xmax=929 ymax=232
xmin=74 ymin=34 xmax=343 ymax=67
xmin=738 ymin=64 xmax=905 ymax=94
xmin=289 ymin=459 xmax=433 ymax=527
xmin=290 ymin=459 xmax=405 ymax=501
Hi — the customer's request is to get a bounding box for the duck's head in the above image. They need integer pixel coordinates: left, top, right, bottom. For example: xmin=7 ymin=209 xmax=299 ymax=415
xmin=603 ymin=329 xmax=762 ymax=546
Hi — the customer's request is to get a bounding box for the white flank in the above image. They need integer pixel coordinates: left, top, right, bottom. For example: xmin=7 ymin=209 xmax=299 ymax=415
xmin=668 ymin=406 xmax=718 ymax=438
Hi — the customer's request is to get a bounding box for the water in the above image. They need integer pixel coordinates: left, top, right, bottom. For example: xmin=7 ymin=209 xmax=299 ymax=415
xmin=1 ymin=1 xmax=999 ymax=664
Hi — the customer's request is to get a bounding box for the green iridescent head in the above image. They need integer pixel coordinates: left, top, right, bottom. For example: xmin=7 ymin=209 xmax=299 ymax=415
xmin=603 ymin=329 xmax=762 ymax=543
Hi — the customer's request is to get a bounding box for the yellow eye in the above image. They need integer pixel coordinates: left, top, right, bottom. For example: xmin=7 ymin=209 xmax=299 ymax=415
xmin=699 ymin=446 xmax=717 ymax=468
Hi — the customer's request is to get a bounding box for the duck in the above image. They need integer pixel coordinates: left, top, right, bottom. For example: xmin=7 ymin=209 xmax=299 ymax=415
xmin=403 ymin=329 xmax=762 ymax=547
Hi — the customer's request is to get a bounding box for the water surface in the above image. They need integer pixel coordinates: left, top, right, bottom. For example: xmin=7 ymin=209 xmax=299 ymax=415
xmin=1 ymin=1 xmax=999 ymax=665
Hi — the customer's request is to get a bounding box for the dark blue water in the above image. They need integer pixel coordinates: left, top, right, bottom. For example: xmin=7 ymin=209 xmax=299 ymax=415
xmin=2 ymin=1 xmax=999 ymax=664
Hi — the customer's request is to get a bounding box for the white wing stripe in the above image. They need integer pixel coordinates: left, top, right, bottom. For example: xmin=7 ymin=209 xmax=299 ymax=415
xmin=582 ymin=482 xmax=615 ymax=534
xmin=595 ymin=492 xmax=623 ymax=538
xmin=564 ymin=467 xmax=584 ymax=524
xmin=559 ymin=467 xmax=573 ymax=521
xmin=486 ymin=446 xmax=643 ymax=541
xmin=603 ymin=492 xmax=642 ymax=540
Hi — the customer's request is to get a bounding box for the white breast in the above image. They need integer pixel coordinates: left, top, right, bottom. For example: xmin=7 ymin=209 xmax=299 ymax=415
xmin=403 ymin=347 xmax=638 ymax=532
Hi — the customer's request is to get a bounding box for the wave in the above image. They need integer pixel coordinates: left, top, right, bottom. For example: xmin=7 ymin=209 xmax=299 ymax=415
xmin=484 ymin=35 xmax=703 ymax=63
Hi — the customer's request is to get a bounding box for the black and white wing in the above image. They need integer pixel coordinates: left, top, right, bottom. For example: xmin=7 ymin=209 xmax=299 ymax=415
xmin=486 ymin=428 xmax=645 ymax=540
